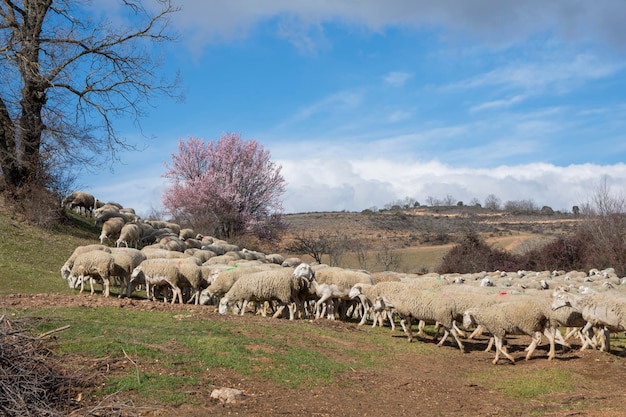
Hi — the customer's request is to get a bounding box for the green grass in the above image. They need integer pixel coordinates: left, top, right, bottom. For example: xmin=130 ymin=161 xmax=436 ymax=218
xmin=16 ymin=306 xmax=401 ymax=403
xmin=467 ymin=367 xmax=578 ymax=399
xmin=0 ymin=209 xmax=98 ymax=294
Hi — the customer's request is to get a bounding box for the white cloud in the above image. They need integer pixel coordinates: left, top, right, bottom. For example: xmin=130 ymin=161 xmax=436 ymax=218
xmin=383 ymin=71 xmax=413 ymax=87
xmin=162 ymin=1 xmax=626 ymax=52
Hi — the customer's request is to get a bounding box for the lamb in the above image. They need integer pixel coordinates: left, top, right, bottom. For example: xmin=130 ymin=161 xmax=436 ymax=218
xmin=67 ymin=251 xmax=125 ymax=297
xmin=349 ymin=281 xmax=411 ymax=330
xmin=218 ymin=264 xmax=315 ymax=320
xmin=115 ymin=223 xmax=142 ymax=248
xmin=61 ymin=244 xmax=111 ymax=280
xmin=99 ymin=217 xmax=126 ymax=244
xmin=309 ymin=267 xmax=374 ymax=320
xmin=129 ymin=259 xmax=188 ymax=304
xmin=179 ymin=228 xmax=196 ymax=240
xmin=463 ymin=298 xmax=554 ymax=364
xmin=61 ymin=191 xmax=96 ymax=216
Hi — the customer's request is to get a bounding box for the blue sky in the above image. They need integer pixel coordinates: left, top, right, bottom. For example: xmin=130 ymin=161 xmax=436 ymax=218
xmin=82 ymin=0 xmax=626 ymax=216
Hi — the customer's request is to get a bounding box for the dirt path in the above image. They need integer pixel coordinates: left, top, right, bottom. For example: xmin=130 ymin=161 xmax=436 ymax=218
xmin=2 ymin=293 xmax=626 ymax=417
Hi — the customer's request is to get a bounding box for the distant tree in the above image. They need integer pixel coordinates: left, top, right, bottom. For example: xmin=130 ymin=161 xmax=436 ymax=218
xmin=0 ymin=0 xmax=179 ymax=200
xmin=484 ymin=194 xmax=501 ymax=210
xmin=572 ymin=205 xmax=580 ymax=216
xmin=456 ymin=201 xmax=463 ymax=207
xmin=469 ymin=197 xmax=481 ymax=207
xmin=287 ymin=232 xmax=332 ymax=264
xmin=504 ymin=199 xmax=538 ymax=214
xmin=375 ymin=243 xmax=401 ymax=271
xmin=540 ymin=205 xmax=554 ymax=215
xmin=442 ymin=194 xmax=456 ymax=206
xmin=163 ymin=134 xmax=286 ymax=239
xmin=426 ymin=196 xmax=441 ymax=206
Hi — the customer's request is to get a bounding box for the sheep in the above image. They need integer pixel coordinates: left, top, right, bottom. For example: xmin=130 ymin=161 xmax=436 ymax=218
xmin=129 ymin=259 xmax=188 ymax=304
xmin=61 ymin=191 xmax=96 ymax=216
xmin=172 ymin=261 xmax=207 ymax=304
xmin=218 ymin=264 xmax=315 ymax=320
xmin=198 ymin=264 xmax=269 ymax=305
xmin=94 ymin=210 xmax=134 ymax=227
xmin=158 ymin=236 xmax=187 ymax=252
xmin=265 ymin=253 xmax=285 ymax=265
xmin=310 ymin=267 xmax=374 ymax=320
xmin=185 ymin=248 xmax=216 ymax=263
xmin=349 ymin=281 xmax=411 ymax=330
xmin=463 ymin=298 xmax=554 ymax=364
xmin=110 ymin=248 xmax=147 ymax=297
xmin=99 ymin=217 xmax=126 ymax=244
xmin=61 ymin=244 xmax=111 ymax=280
xmin=179 ymin=228 xmax=196 ymax=240
xmin=141 ymin=248 xmax=191 ymax=260
xmin=115 ymin=223 xmax=142 ymax=248
xmin=67 ymin=251 xmax=125 ymax=297
xmin=551 ymin=288 xmax=625 ymax=353
xmin=373 ymin=288 xmax=466 ymax=352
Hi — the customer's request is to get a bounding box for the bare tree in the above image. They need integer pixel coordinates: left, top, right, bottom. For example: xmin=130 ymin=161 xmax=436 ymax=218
xmin=484 ymin=194 xmax=501 ymax=210
xmin=0 ymin=0 xmax=179 ymax=199
xmin=375 ymin=243 xmax=401 ymax=271
xmin=287 ymin=233 xmax=331 ymax=264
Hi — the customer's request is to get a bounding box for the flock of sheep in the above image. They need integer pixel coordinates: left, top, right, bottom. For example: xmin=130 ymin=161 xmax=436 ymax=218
xmin=60 ymin=191 xmax=626 ymax=364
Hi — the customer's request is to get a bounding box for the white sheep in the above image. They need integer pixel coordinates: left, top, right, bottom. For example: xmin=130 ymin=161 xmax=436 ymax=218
xmin=129 ymin=259 xmax=187 ymax=304
xmin=198 ymin=264 xmax=269 ymax=305
xmin=218 ymin=265 xmax=314 ymax=320
xmin=551 ymin=288 xmax=625 ymax=353
xmin=67 ymin=251 xmax=124 ymax=297
xmin=115 ymin=223 xmax=142 ymax=248
xmin=309 ymin=267 xmax=374 ymax=320
xmin=109 ymin=248 xmax=147 ymax=297
xmin=374 ymin=288 xmax=466 ymax=352
xmin=463 ymin=298 xmax=555 ymax=364
xmin=99 ymin=217 xmax=126 ymax=244
xmin=61 ymin=244 xmax=111 ymax=280
xmin=61 ymin=191 xmax=96 ymax=216
xmin=175 ymin=261 xmax=207 ymax=304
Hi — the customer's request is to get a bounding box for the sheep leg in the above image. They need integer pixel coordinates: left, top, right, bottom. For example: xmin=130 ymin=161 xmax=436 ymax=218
xmin=272 ymin=304 xmax=287 ymax=319
xmin=543 ymin=328 xmax=557 ymax=360
xmin=493 ymin=335 xmax=515 ymax=365
xmin=239 ymin=300 xmax=249 ymax=316
xmin=417 ymin=320 xmax=428 ymax=338
xmin=468 ymin=325 xmax=485 ymax=340
xmin=404 ymin=316 xmax=414 ymax=342
xmin=171 ymin=286 xmax=183 ymax=304
xmin=485 ymin=336 xmax=495 ymax=352
xmin=524 ymin=331 xmax=543 ymax=361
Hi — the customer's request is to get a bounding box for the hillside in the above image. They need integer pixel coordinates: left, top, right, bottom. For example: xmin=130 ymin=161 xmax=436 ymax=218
xmin=280 ymin=206 xmax=579 ymax=272
xmin=1 ymin=205 xmax=625 ymax=417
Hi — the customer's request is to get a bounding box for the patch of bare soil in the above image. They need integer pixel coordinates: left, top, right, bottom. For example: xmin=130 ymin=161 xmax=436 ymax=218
xmin=2 ymin=293 xmax=625 ymax=417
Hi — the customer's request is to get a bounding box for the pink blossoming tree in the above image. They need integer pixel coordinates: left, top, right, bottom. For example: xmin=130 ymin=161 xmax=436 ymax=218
xmin=162 ymin=133 xmax=286 ymax=240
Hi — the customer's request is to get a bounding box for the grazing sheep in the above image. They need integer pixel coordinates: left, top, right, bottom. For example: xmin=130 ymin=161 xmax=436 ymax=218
xmin=99 ymin=217 xmax=126 ymax=244
xmin=61 ymin=191 xmax=96 ymax=216
xmin=115 ymin=223 xmax=142 ymax=248
xmin=68 ymin=251 xmax=124 ymax=297
xmin=185 ymin=248 xmax=216 ymax=263
xmin=198 ymin=264 xmax=269 ymax=305
xmin=61 ymin=244 xmax=111 ymax=280
xmin=141 ymin=248 xmax=191 ymax=260
xmin=129 ymin=259 xmax=188 ymax=304
xmin=463 ymin=298 xmax=554 ymax=364
xmin=174 ymin=261 xmax=208 ymax=304
xmin=179 ymin=228 xmax=196 ymax=240
xmin=110 ymin=248 xmax=147 ymax=297
xmin=95 ymin=211 xmax=132 ymax=227
xmin=265 ymin=253 xmax=285 ymax=265
xmin=218 ymin=265 xmax=315 ymax=320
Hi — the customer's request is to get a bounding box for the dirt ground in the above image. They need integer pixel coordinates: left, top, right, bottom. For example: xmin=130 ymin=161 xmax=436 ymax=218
xmin=2 ymin=293 xmax=626 ymax=417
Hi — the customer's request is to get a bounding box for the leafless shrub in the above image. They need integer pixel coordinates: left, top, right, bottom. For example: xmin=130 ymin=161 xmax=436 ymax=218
xmin=0 ymin=315 xmax=82 ymax=416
